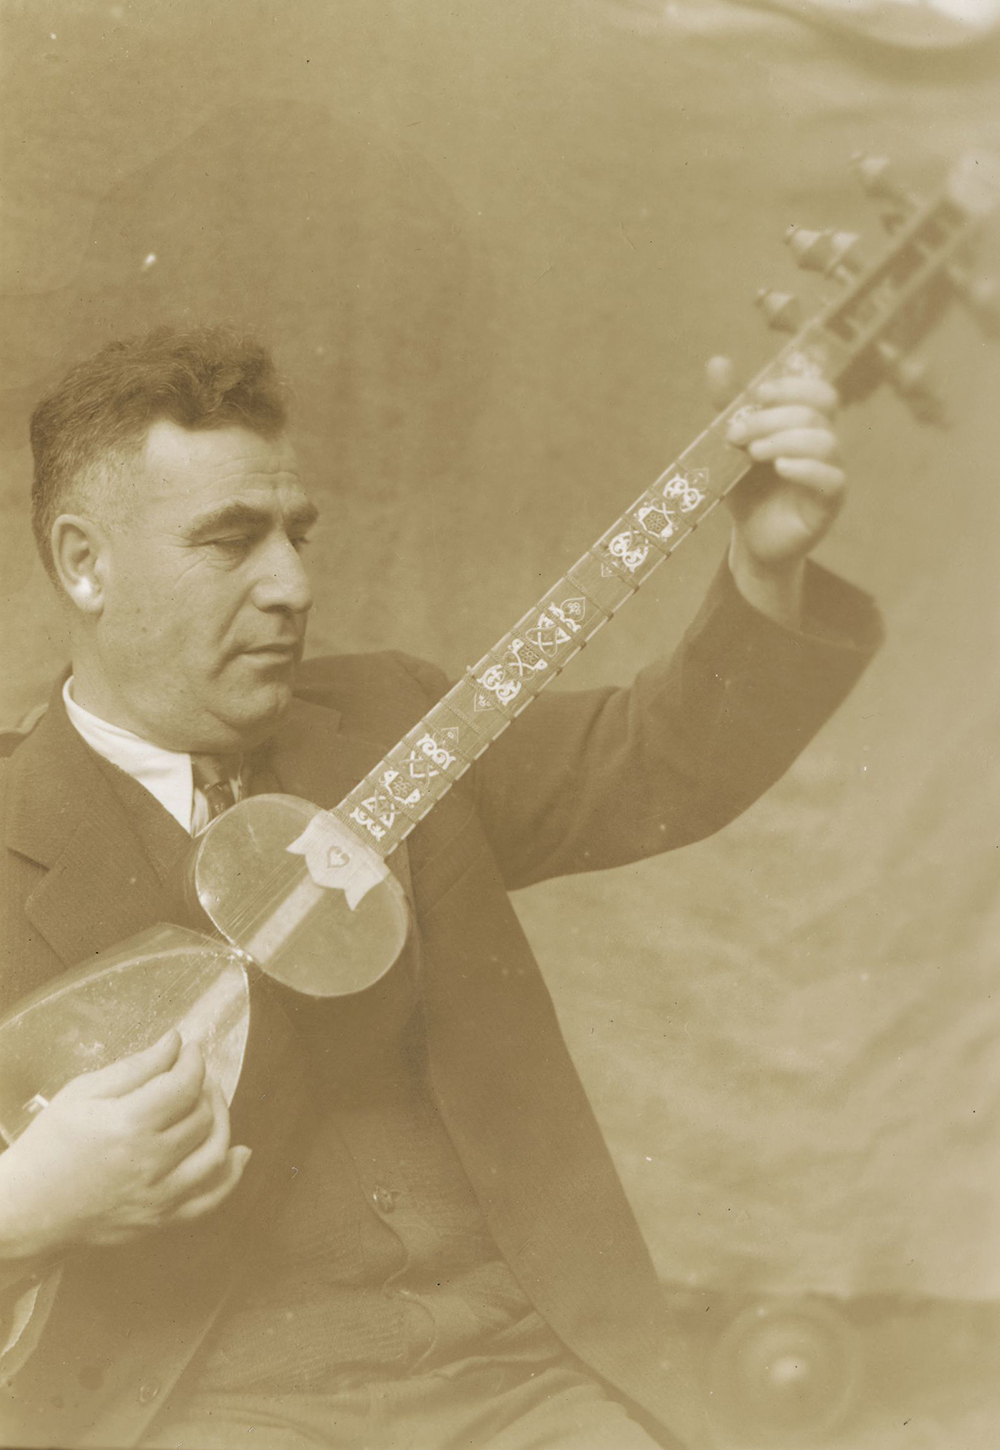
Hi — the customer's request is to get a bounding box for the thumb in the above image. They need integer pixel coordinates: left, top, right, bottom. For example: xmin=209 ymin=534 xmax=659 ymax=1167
xmin=705 ymin=354 xmax=741 ymax=413
xmin=79 ymin=1029 xmax=183 ymax=1099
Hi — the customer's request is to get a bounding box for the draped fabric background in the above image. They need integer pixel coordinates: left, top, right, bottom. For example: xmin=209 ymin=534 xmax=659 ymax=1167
xmin=1 ymin=0 xmax=999 ymax=1435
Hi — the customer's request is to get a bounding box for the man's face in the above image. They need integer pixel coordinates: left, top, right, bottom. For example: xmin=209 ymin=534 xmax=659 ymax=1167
xmin=87 ymin=420 xmax=317 ymax=752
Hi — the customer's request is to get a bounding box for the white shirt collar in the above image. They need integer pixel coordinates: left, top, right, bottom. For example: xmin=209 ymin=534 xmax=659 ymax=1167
xmin=63 ymin=677 xmax=200 ymax=833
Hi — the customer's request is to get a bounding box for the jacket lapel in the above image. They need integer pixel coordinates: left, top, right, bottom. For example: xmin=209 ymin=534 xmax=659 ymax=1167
xmin=259 ymin=694 xmax=357 ymax=809
xmin=5 ymin=692 xmax=185 ymax=970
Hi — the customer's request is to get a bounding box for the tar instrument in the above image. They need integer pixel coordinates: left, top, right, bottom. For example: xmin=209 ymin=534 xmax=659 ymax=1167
xmin=1 ymin=152 xmax=998 ymax=1146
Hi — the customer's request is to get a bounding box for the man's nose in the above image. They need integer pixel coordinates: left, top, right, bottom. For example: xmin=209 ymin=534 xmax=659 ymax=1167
xmin=251 ymin=537 xmax=314 ymax=615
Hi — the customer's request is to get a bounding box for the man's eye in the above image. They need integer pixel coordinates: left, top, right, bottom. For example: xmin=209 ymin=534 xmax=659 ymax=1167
xmin=291 ymin=535 xmax=313 ymax=553
xmin=208 ymin=537 xmax=252 ymax=555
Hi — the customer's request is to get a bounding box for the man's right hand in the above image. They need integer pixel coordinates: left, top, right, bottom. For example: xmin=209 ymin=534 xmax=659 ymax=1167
xmin=0 ymin=1030 xmax=251 ymax=1264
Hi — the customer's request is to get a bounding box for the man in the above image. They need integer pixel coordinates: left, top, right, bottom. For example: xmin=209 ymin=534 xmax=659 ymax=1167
xmin=0 ymin=327 xmax=878 ymax=1449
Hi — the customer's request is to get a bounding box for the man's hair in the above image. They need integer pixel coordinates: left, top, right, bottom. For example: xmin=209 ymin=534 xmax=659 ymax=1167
xmin=30 ymin=325 xmax=288 ymax=579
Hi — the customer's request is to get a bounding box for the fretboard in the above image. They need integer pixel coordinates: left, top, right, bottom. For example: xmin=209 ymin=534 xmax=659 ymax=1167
xmin=324 ymin=154 xmax=996 ymax=861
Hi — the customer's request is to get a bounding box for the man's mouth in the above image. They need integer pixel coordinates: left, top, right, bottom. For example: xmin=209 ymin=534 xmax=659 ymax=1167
xmin=243 ymin=642 xmax=300 ymax=660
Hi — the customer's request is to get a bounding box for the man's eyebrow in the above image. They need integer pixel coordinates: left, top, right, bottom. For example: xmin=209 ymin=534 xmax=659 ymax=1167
xmin=183 ymin=500 xmax=319 ymax=540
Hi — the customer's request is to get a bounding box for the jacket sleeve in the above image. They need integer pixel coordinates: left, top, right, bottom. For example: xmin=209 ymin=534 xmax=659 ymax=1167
xmin=401 ymin=559 xmax=880 ymax=891
xmin=0 ymin=1265 xmax=62 ymax=1386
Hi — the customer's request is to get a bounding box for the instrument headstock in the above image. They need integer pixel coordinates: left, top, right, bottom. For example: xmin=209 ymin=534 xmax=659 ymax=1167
xmin=750 ymin=151 xmax=1000 ymax=421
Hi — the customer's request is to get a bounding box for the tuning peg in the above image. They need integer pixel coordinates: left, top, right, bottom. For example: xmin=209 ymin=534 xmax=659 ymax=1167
xmin=945 ymin=263 xmax=1000 ymax=334
xmin=785 ymin=227 xmax=834 ymax=270
xmin=755 ymin=289 xmax=802 ymax=332
xmin=852 ymin=154 xmax=900 ymax=201
xmin=785 ymin=226 xmax=862 ymax=274
xmin=828 ymin=231 xmax=863 ymax=270
xmin=876 ymin=340 xmax=947 ymax=424
xmin=853 ymin=153 xmax=922 ymax=226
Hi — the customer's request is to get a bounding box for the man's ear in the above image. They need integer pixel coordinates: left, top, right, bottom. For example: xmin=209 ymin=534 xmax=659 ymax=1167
xmin=51 ymin=514 xmax=109 ymax=614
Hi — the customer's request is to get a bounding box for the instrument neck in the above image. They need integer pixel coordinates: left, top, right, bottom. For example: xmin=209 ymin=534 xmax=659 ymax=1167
xmin=322 ymin=179 xmax=983 ymax=861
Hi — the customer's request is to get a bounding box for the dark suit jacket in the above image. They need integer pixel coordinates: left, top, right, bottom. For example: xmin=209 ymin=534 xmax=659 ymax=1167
xmin=0 ymin=563 xmax=880 ymax=1450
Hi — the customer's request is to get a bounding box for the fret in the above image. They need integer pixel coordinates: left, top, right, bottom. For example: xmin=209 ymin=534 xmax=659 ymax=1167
xmin=511 ymin=585 xmax=597 ymax=668
xmin=589 ymin=472 xmax=706 ymax=584
xmin=670 ymin=432 xmax=746 ymax=505
xmin=590 ymin=534 xmax=653 ymax=585
xmin=337 ymin=766 xmax=425 ymax=853
xmin=615 ymin=511 xmax=677 ymax=560
xmin=392 ymin=721 xmax=472 ymax=781
xmin=322 ymin=153 xmax=998 ymax=867
xmin=656 ymin=448 xmax=733 ymax=513
xmin=449 ymin=674 xmax=517 ymax=744
xmin=564 ymin=556 xmax=636 ymax=615
xmin=346 ymin=809 xmax=408 ymax=855
xmin=432 ymin=706 xmax=493 ymax=760
xmin=590 ymin=542 xmax=655 ymax=588
xmin=418 ymin=701 xmax=484 ymax=764
xmin=317 ymin=798 xmax=395 ymax=853
xmin=468 ymin=638 xmax=551 ymax=713
xmin=557 ymin=574 xmax=611 ymax=627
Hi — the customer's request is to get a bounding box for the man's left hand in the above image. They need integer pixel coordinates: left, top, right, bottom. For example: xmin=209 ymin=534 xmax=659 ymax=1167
xmin=720 ymin=370 xmax=846 ymax=628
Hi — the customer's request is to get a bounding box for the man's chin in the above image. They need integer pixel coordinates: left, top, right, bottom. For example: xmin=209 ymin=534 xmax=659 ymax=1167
xmin=209 ymin=674 xmax=297 ymax=752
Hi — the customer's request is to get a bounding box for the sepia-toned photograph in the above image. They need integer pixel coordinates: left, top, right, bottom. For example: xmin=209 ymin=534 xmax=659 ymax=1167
xmin=1 ymin=2 xmax=998 ymax=1447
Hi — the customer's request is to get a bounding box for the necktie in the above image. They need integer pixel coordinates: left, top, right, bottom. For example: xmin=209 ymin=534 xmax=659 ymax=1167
xmin=190 ymin=753 xmax=240 ymax=826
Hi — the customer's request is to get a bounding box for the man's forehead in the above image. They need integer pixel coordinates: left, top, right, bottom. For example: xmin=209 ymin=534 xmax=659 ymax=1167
xmin=138 ymin=419 xmax=304 ymax=504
